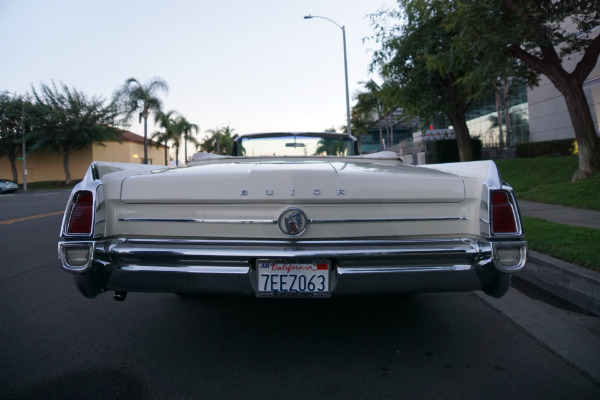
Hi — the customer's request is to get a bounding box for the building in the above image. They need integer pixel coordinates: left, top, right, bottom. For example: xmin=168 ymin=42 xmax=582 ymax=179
xmin=359 ymin=109 xmax=418 ymax=153
xmin=0 ymin=131 xmax=168 ymax=184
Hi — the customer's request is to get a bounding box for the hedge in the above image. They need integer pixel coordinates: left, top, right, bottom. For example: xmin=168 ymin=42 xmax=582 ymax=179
xmin=427 ymin=138 xmax=482 ymax=163
xmin=516 ymin=139 xmax=577 ymax=158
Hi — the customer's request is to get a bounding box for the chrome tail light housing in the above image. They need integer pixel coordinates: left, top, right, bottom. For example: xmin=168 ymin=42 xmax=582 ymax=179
xmin=64 ymin=190 xmax=94 ymax=235
xmin=491 ymin=189 xmax=522 ymax=236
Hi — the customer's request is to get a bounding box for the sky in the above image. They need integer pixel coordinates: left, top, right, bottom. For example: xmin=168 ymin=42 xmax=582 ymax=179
xmin=0 ymin=0 xmax=398 ymax=153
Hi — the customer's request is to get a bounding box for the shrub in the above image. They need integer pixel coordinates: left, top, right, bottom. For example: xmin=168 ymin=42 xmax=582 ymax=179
xmin=427 ymin=138 xmax=482 ymax=163
xmin=516 ymin=139 xmax=577 ymax=158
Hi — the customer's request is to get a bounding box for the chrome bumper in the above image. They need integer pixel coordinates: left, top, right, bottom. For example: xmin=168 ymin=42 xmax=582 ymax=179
xmin=58 ymin=238 xmax=527 ymax=298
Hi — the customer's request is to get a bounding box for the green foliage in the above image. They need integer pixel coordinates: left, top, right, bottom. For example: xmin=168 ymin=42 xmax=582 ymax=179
xmin=113 ymin=77 xmax=168 ymax=164
xmin=369 ymin=0 xmax=497 ymax=161
xmin=30 ymin=81 xmax=122 ymax=183
xmin=201 ymin=126 xmax=236 ymax=155
xmin=0 ymin=92 xmax=33 ymax=182
xmin=0 ymin=93 xmax=24 ymax=156
xmin=113 ymin=77 xmax=168 ymax=124
xmin=516 ymin=139 xmax=578 ymax=158
xmin=151 ymin=110 xmax=178 ymax=165
xmin=174 ymin=115 xmax=200 ymax=164
xmin=523 ymin=217 xmax=600 ymax=271
xmin=352 ymin=80 xmax=390 ymax=138
xmin=428 ymin=138 xmax=482 ymax=163
xmin=495 ymin=157 xmax=600 ymax=210
xmin=370 ymin=1 xmax=466 ymax=123
xmin=315 ymin=138 xmax=349 ymax=156
xmin=454 ymin=0 xmax=600 ymax=179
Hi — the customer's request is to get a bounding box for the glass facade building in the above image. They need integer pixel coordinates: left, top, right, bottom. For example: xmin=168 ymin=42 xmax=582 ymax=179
xmin=464 ymin=82 xmax=529 ymax=148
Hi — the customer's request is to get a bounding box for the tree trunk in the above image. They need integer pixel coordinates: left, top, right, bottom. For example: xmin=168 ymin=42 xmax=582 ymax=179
xmin=63 ymin=150 xmax=72 ymax=185
xmin=447 ymin=111 xmax=473 ymax=162
xmin=558 ymin=79 xmax=600 ymax=181
xmin=503 ymin=79 xmax=511 ymax=146
xmin=143 ymin=116 xmax=148 ymax=164
xmin=495 ymin=86 xmax=504 ymax=147
xmin=445 ymin=73 xmax=473 ymax=161
xmin=8 ymin=152 xmax=18 ymax=183
xmin=377 ymin=107 xmax=384 ymax=150
xmin=164 ymin=141 xmax=168 ymax=166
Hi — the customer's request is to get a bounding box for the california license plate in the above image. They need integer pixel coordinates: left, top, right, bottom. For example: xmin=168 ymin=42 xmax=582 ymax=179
xmin=256 ymin=259 xmax=330 ymax=298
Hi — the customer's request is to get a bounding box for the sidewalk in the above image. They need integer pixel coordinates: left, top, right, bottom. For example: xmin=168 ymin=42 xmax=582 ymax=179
xmin=518 ymin=199 xmax=600 ymax=229
xmin=516 ymin=199 xmax=600 ymax=315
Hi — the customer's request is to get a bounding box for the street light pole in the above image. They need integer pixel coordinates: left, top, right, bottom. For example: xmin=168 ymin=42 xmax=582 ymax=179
xmin=304 ymin=14 xmax=352 ymax=137
xmin=21 ymin=99 xmax=27 ymax=192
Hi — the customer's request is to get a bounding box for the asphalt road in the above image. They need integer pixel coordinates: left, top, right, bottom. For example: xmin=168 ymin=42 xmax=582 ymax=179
xmin=1 ymin=190 xmax=599 ymax=399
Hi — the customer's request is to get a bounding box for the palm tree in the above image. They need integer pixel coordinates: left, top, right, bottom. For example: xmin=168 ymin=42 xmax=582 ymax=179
xmin=201 ymin=126 xmax=235 ymax=155
xmin=353 ymin=81 xmax=398 ymax=150
xmin=151 ymin=110 xmax=177 ymax=165
xmin=113 ymin=77 xmax=168 ymax=164
xmin=316 ymin=138 xmax=348 ymax=156
xmin=174 ymin=115 xmax=200 ymax=163
xmin=353 ymin=80 xmax=383 ymax=147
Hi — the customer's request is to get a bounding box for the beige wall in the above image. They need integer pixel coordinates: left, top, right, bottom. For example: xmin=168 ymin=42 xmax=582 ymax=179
xmin=0 ymin=140 xmax=167 ymax=183
xmin=93 ymin=140 xmax=167 ymax=165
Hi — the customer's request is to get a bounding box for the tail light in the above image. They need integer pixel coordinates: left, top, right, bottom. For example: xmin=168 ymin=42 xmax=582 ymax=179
xmin=491 ymin=190 xmax=518 ymax=234
xmin=66 ymin=191 xmax=94 ymax=234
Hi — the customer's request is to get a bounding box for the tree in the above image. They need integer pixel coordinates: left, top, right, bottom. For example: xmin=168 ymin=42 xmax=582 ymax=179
xmin=113 ymin=77 xmax=168 ymax=164
xmin=316 ymin=138 xmax=348 ymax=155
xmin=30 ymin=82 xmax=121 ymax=184
xmin=151 ymin=110 xmax=177 ymax=166
xmin=0 ymin=92 xmax=32 ymax=183
xmin=201 ymin=126 xmax=235 ymax=155
xmin=174 ymin=115 xmax=200 ymax=164
xmin=353 ymin=80 xmax=385 ymax=148
xmin=454 ymin=0 xmax=600 ymax=181
xmin=370 ymin=0 xmax=481 ymax=161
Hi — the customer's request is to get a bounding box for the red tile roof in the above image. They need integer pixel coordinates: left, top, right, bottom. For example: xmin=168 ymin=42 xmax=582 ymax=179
xmin=116 ymin=130 xmax=164 ymax=147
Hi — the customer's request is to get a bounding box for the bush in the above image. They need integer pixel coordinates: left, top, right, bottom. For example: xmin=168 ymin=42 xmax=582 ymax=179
xmin=427 ymin=138 xmax=482 ymax=163
xmin=516 ymin=139 xmax=577 ymax=158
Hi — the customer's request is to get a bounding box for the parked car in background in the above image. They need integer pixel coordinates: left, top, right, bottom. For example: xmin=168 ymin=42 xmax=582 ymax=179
xmin=0 ymin=178 xmax=18 ymax=194
xmin=58 ymin=132 xmax=527 ymax=301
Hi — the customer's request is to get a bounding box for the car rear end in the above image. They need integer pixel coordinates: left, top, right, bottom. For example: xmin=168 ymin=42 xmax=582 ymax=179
xmin=58 ymin=159 xmax=526 ymax=300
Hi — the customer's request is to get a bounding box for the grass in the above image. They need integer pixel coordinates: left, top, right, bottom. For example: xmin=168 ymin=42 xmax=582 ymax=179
xmin=494 ymin=156 xmax=600 ymax=211
xmin=495 ymin=156 xmax=600 ymax=270
xmin=522 ymin=217 xmax=600 ymax=271
xmin=19 ymin=180 xmax=79 ymax=191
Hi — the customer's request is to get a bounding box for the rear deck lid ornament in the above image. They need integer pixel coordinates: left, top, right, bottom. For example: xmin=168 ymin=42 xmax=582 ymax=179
xmin=278 ymin=208 xmax=308 ymax=237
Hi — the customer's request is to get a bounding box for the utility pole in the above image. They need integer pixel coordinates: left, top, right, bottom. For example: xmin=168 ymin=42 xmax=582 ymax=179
xmin=22 ymin=100 xmax=27 ymax=192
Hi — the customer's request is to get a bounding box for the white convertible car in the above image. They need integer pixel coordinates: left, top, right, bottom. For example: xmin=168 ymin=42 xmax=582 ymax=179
xmin=58 ymin=132 xmax=526 ymax=301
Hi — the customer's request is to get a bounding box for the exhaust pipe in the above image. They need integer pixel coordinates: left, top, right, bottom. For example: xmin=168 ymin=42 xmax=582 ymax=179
xmin=113 ymin=291 xmax=127 ymax=301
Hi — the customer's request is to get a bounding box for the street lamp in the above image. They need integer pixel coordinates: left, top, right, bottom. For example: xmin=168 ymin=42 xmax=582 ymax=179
xmin=304 ymin=14 xmax=352 ymax=136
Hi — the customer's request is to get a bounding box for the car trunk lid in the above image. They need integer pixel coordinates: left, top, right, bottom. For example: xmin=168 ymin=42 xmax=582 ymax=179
xmin=119 ymin=159 xmax=466 ymax=204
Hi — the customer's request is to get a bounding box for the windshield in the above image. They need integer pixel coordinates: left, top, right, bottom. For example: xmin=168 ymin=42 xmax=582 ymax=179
xmin=235 ymin=135 xmax=357 ymax=157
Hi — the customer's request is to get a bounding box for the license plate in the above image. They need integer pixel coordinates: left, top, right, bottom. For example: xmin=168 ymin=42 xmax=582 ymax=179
xmin=256 ymin=259 xmax=330 ymax=298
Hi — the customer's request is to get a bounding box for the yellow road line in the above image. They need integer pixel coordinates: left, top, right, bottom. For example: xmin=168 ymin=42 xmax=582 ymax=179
xmin=0 ymin=211 xmax=64 ymax=225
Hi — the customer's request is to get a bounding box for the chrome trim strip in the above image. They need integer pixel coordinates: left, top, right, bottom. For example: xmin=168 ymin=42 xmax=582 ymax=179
xmin=118 ymin=216 xmax=469 ymax=224
xmin=338 ymin=265 xmax=473 ymax=274
xmin=118 ymin=218 xmax=276 ymax=224
xmin=120 ymin=265 xmax=249 ymax=274
xmin=310 ymin=216 xmax=468 ymax=223
xmin=111 ymin=237 xmax=482 ymax=248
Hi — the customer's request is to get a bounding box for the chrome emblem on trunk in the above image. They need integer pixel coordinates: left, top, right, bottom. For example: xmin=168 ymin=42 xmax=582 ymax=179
xmin=278 ymin=208 xmax=308 ymax=237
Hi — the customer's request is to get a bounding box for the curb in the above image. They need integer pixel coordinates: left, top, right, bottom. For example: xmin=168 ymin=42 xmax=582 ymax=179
xmin=520 ymin=251 xmax=600 ymax=316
